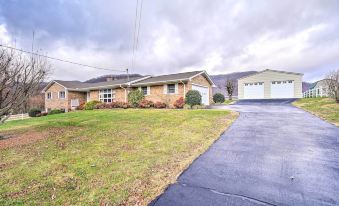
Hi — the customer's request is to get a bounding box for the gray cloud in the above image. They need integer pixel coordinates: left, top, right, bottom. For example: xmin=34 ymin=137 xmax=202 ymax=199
xmin=0 ymin=0 xmax=339 ymax=82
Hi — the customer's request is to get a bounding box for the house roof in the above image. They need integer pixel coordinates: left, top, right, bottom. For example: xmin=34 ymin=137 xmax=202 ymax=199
xmin=42 ymin=70 xmax=215 ymax=92
xmin=238 ymin=69 xmax=303 ymax=80
xmin=42 ymin=77 xmax=145 ymax=92
xmin=131 ymin=70 xmax=215 ymax=86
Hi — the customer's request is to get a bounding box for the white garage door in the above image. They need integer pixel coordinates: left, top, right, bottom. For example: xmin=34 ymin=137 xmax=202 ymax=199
xmin=271 ymin=80 xmax=294 ymax=98
xmin=244 ymin=82 xmax=264 ymax=99
xmin=192 ymin=84 xmax=209 ymax=105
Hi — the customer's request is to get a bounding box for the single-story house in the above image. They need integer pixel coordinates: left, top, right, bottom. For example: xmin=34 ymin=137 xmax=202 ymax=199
xmin=303 ymin=79 xmax=331 ymax=98
xmin=238 ymin=69 xmax=303 ymax=99
xmin=42 ymin=70 xmax=215 ymax=112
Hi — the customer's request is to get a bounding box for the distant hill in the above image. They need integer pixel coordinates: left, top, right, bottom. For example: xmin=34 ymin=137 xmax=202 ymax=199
xmin=85 ymin=74 xmax=142 ymax=83
xmin=211 ymin=71 xmax=257 ymax=96
xmin=302 ymin=82 xmax=312 ymax=92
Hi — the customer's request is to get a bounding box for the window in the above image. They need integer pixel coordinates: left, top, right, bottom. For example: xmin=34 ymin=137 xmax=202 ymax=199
xmin=288 ymin=80 xmax=293 ymax=83
xmin=167 ymin=84 xmax=175 ymax=94
xmin=47 ymin=92 xmax=52 ymax=99
xmin=254 ymin=83 xmax=258 ymax=85
xmin=277 ymin=81 xmax=281 ymax=84
xmin=99 ymin=89 xmax=115 ymax=103
xmin=259 ymin=82 xmax=263 ymax=85
xmin=283 ymin=81 xmax=287 ymax=84
xmin=272 ymin=81 xmax=276 ymax=84
xmin=59 ymin=91 xmax=65 ymax=99
xmin=141 ymin=86 xmax=148 ymax=95
xmin=245 ymin=83 xmax=248 ymax=86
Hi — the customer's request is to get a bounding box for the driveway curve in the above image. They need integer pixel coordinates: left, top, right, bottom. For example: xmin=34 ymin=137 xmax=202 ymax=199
xmin=151 ymin=100 xmax=339 ymax=206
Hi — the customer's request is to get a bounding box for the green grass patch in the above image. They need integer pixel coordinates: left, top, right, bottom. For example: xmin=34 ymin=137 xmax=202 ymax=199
xmin=0 ymin=109 xmax=236 ymax=205
xmin=293 ymin=98 xmax=339 ymax=126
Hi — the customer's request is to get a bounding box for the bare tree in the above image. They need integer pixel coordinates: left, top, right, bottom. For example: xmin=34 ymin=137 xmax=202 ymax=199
xmin=0 ymin=48 xmax=50 ymax=123
xmin=225 ymin=79 xmax=235 ymax=100
xmin=325 ymin=70 xmax=339 ymax=103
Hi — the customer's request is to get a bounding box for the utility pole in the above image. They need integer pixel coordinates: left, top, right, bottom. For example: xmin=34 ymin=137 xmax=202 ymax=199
xmin=126 ymin=68 xmax=130 ymax=81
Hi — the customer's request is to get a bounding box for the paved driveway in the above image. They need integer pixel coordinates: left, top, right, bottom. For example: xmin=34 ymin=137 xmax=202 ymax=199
xmin=151 ymin=100 xmax=339 ymax=206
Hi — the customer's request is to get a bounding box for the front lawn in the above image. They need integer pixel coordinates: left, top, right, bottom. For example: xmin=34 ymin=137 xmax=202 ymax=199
xmin=0 ymin=109 xmax=236 ymax=205
xmin=293 ymin=98 xmax=339 ymax=126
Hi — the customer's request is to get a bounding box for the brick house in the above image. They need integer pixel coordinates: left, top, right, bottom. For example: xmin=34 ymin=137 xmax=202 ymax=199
xmin=42 ymin=71 xmax=215 ymax=112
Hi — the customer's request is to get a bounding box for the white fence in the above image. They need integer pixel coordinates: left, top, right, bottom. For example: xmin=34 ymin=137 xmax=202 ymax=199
xmin=6 ymin=113 xmax=30 ymax=121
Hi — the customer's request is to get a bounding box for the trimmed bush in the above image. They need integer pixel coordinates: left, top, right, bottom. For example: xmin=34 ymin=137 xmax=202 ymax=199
xmin=154 ymin=101 xmax=167 ymax=109
xmin=213 ymin=93 xmax=225 ymax=103
xmin=28 ymin=108 xmax=41 ymax=117
xmin=41 ymin=112 xmax=48 ymax=116
xmin=174 ymin=97 xmax=185 ymax=109
xmin=48 ymin=109 xmax=65 ymax=115
xmin=84 ymin=100 xmax=101 ymax=110
xmin=185 ymin=90 xmax=202 ymax=106
xmin=139 ymin=99 xmax=154 ymax=108
xmin=128 ymin=90 xmax=144 ymax=107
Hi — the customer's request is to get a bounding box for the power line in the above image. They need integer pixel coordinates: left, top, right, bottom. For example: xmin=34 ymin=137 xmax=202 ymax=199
xmin=0 ymin=44 xmax=127 ymax=73
xmin=131 ymin=0 xmax=144 ymax=72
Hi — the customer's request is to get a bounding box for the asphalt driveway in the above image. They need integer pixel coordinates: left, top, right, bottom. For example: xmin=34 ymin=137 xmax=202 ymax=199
xmin=151 ymin=99 xmax=339 ymax=206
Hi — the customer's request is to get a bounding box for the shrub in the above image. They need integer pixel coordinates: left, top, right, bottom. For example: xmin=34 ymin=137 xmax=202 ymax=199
xmin=84 ymin=100 xmax=101 ymax=110
xmin=76 ymin=103 xmax=85 ymax=110
xmin=28 ymin=108 xmax=41 ymax=117
xmin=213 ymin=93 xmax=225 ymax=103
xmin=48 ymin=109 xmax=65 ymax=115
xmin=139 ymin=99 xmax=154 ymax=108
xmin=41 ymin=112 xmax=48 ymax=116
xmin=185 ymin=90 xmax=202 ymax=106
xmin=183 ymin=104 xmax=191 ymax=109
xmin=128 ymin=90 xmax=144 ymax=107
xmin=154 ymin=101 xmax=167 ymax=109
xmin=174 ymin=97 xmax=185 ymax=109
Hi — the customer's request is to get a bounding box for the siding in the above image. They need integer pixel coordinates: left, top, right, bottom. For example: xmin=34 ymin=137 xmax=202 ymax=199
xmin=238 ymin=70 xmax=303 ymax=99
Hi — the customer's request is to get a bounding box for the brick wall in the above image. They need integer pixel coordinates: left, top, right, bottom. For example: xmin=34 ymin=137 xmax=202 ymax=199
xmin=45 ymin=82 xmax=68 ymax=111
xmin=68 ymin=91 xmax=86 ymax=110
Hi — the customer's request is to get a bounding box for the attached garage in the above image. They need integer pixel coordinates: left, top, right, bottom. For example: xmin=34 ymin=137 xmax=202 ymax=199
xmin=238 ymin=69 xmax=303 ymax=99
xmin=192 ymin=84 xmax=209 ymax=105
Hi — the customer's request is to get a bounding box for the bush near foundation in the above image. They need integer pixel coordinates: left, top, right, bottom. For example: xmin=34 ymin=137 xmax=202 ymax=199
xmin=185 ymin=90 xmax=202 ymax=106
xmin=174 ymin=97 xmax=185 ymax=108
xmin=213 ymin=93 xmax=225 ymax=103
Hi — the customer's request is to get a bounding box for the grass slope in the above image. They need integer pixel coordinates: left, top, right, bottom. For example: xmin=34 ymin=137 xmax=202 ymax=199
xmin=0 ymin=109 xmax=236 ymax=205
xmin=293 ymin=98 xmax=339 ymax=126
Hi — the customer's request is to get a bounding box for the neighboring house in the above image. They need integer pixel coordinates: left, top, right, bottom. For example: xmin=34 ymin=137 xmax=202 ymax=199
xmin=303 ymin=79 xmax=330 ymax=98
xmin=42 ymin=71 xmax=215 ymax=112
xmin=238 ymin=69 xmax=303 ymax=99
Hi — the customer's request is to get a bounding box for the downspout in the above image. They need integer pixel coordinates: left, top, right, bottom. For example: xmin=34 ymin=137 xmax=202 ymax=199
xmin=120 ymin=84 xmax=128 ymax=103
xmin=180 ymin=80 xmax=186 ymax=98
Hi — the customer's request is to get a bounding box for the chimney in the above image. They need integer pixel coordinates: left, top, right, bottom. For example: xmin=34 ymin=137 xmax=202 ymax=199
xmin=106 ymin=77 xmax=113 ymax=82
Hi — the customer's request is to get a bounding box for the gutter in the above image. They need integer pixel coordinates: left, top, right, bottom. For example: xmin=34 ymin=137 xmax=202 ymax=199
xmin=180 ymin=80 xmax=186 ymax=98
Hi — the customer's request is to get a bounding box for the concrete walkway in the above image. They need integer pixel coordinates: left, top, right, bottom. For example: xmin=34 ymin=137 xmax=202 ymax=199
xmin=151 ymin=100 xmax=339 ymax=206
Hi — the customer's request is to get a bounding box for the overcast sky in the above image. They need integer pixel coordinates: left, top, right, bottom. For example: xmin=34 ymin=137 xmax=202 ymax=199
xmin=0 ymin=0 xmax=339 ymax=82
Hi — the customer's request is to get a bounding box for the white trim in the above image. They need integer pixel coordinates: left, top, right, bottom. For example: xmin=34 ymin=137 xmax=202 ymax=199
xmin=191 ymin=83 xmax=209 ymax=88
xmin=175 ymin=83 xmax=178 ymax=94
xmin=163 ymin=84 xmax=167 ymax=94
xmin=133 ymin=78 xmax=189 ymax=87
xmin=59 ymin=91 xmax=66 ymax=99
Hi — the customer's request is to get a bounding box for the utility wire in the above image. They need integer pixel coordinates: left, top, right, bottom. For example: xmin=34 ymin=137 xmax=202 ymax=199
xmin=130 ymin=0 xmax=143 ymax=72
xmin=0 ymin=44 xmax=126 ymax=72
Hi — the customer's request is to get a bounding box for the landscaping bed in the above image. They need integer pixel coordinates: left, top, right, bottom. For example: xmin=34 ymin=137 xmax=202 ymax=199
xmin=293 ymin=97 xmax=339 ymax=126
xmin=0 ymin=109 xmax=237 ymax=205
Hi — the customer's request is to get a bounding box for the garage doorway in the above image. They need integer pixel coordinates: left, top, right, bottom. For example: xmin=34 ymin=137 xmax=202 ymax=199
xmin=244 ymin=82 xmax=264 ymax=99
xmin=192 ymin=84 xmax=209 ymax=105
xmin=271 ymin=80 xmax=294 ymax=98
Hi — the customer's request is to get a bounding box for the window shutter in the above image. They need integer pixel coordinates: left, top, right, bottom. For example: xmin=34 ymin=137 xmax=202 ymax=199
xmin=147 ymin=86 xmax=151 ymax=95
xmin=175 ymin=83 xmax=178 ymax=94
xmin=163 ymin=84 xmax=167 ymax=94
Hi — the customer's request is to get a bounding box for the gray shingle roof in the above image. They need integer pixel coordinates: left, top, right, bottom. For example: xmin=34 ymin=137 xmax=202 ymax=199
xmin=132 ymin=71 xmax=203 ymax=85
xmin=44 ymin=70 xmax=212 ymax=92
xmin=54 ymin=77 xmax=144 ymax=90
